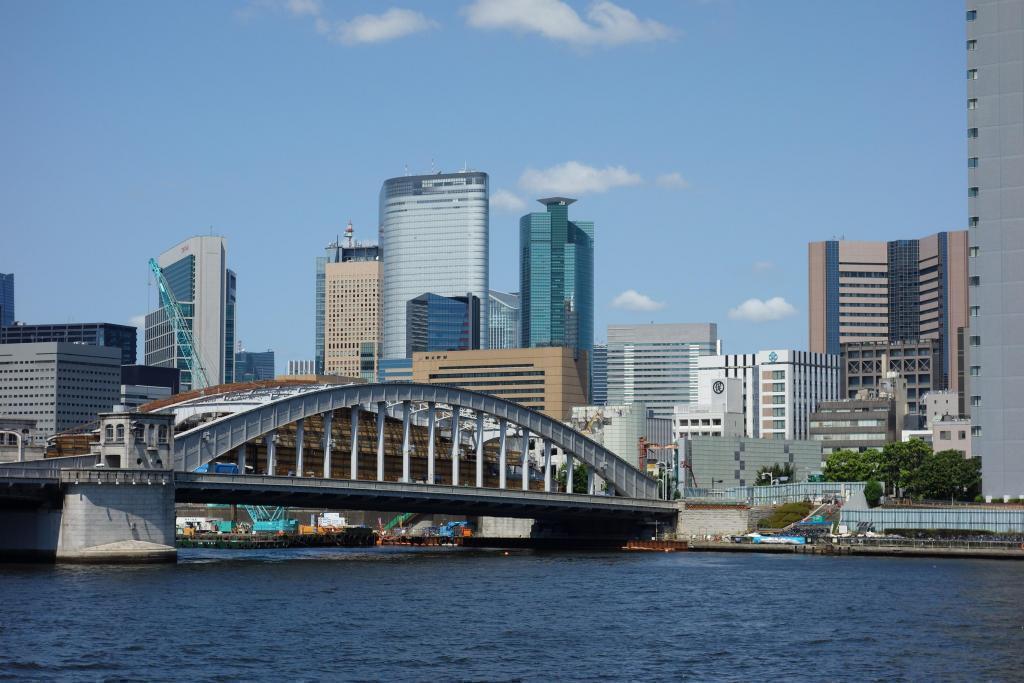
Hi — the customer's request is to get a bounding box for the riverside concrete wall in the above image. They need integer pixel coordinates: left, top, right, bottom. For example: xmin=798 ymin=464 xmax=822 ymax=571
xmin=56 ymin=470 xmax=176 ymax=563
xmin=677 ymin=503 xmax=752 ymax=539
xmin=476 ymin=516 xmax=535 ymax=538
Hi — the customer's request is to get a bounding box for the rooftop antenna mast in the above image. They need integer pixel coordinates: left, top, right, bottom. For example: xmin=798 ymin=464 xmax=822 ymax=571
xmin=345 ymin=219 xmax=354 ymax=248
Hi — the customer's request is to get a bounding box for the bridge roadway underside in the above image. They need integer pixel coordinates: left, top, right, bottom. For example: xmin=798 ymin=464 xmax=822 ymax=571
xmin=176 ymin=473 xmax=677 ymax=525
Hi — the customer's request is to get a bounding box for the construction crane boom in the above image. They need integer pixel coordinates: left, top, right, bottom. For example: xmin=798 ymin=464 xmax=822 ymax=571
xmin=148 ymin=258 xmax=209 ymax=390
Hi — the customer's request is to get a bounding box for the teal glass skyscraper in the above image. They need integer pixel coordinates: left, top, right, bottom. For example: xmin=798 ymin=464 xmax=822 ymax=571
xmin=520 ymin=197 xmax=594 ymax=357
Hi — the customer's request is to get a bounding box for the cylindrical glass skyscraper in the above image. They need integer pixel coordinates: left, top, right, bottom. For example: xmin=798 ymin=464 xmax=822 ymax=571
xmin=379 ymin=171 xmax=489 ymax=359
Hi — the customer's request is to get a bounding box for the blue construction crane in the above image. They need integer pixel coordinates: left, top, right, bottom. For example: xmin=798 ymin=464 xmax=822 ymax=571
xmin=148 ymin=257 xmax=209 ymax=390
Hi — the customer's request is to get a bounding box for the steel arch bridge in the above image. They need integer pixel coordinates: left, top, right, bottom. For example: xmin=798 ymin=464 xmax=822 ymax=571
xmin=158 ymin=383 xmax=659 ymax=499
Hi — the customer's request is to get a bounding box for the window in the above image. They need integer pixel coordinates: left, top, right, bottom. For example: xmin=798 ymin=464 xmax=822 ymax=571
xmin=970 ymin=306 xmax=980 ymax=317
xmin=115 ymin=424 xmax=125 ymax=442
xmin=970 ymin=365 xmax=981 ymax=376
xmin=959 ymin=431 xmax=967 ymax=440
xmin=970 ymin=216 xmax=979 ymax=228
xmin=971 ymin=395 xmax=982 ymax=407
xmin=968 ymin=69 xmax=978 ymax=80
xmin=940 ymin=431 xmax=951 ymax=440
xmin=972 ymin=426 xmax=982 ymax=437
xmin=967 ymin=9 xmax=977 ymax=21
xmin=969 ymin=157 xmax=979 ymax=168
xmin=967 ymin=39 xmax=977 ymax=50
xmin=969 ymin=187 xmax=979 ymax=197
xmin=969 ymin=246 xmax=979 ymax=257
xmin=968 ymin=128 xmax=979 ymax=139
xmin=104 ymin=424 xmax=113 ymax=442
xmin=968 ymin=98 xmax=978 ymax=110
xmin=970 ymin=275 xmax=980 ymax=286
xmin=970 ymin=335 xmax=981 ymax=346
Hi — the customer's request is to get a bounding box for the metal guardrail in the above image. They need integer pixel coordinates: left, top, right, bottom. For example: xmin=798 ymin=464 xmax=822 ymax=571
xmin=835 ymin=537 xmax=1024 ymax=551
xmin=0 ymin=466 xmax=61 ymax=480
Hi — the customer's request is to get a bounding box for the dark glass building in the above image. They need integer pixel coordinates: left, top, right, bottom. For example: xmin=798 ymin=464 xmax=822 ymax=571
xmin=406 ymin=293 xmax=480 ymax=356
xmin=520 ymin=197 xmax=594 ymax=356
xmin=0 ymin=273 xmax=13 ymax=327
xmin=235 ymin=350 xmax=276 ymax=382
xmin=0 ymin=322 xmax=137 ymax=365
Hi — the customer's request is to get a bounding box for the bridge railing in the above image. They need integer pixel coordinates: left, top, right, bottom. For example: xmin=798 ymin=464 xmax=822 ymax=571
xmin=0 ymin=466 xmax=62 ymax=480
xmin=59 ymin=469 xmax=174 ymax=486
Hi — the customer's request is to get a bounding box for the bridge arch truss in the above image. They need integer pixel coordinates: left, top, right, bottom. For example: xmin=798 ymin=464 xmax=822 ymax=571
xmin=167 ymin=383 xmax=658 ymax=499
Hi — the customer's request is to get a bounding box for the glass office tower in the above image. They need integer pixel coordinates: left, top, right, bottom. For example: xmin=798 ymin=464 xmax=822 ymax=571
xmin=519 ymin=197 xmax=594 ymax=357
xmin=488 ymin=290 xmax=520 ymax=349
xmin=379 ymin=172 xmax=489 ymax=359
xmin=144 ymin=236 xmax=236 ymax=391
xmin=406 ymin=293 xmax=480 ymax=355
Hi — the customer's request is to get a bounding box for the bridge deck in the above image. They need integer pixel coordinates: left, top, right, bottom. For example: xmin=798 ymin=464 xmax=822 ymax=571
xmin=176 ymin=473 xmax=678 ymax=521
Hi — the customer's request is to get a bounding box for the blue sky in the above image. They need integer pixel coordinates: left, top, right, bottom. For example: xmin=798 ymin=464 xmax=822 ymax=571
xmin=0 ymin=1 xmax=965 ymax=370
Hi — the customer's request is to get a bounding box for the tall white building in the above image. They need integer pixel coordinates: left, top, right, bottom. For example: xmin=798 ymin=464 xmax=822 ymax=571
xmin=145 ymin=236 xmax=236 ymax=391
xmin=380 ymin=171 xmax=489 ymax=359
xmin=697 ymin=350 xmax=840 ymax=440
xmin=488 ymin=290 xmax=520 ymax=350
xmin=606 ymin=323 xmax=718 ymax=419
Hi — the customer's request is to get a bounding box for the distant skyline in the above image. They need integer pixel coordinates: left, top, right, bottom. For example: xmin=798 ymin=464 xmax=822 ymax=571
xmin=0 ymin=1 xmax=966 ymax=372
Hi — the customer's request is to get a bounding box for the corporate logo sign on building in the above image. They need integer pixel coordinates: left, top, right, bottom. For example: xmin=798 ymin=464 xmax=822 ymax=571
xmin=768 ymin=351 xmax=779 ymax=363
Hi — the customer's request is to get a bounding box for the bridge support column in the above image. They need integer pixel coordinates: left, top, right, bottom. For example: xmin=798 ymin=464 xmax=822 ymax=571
xmin=426 ymin=402 xmax=436 ymax=485
xmin=376 ymin=402 xmax=386 ymax=482
xmin=565 ymin=453 xmax=574 ymax=494
xmin=323 ymin=411 xmax=333 ymax=478
xmin=451 ymin=406 xmax=461 ymax=486
xmin=543 ymin=439 xmax=552 ymax=493
xmin=265 ymin=432 xmax=276 ymax=476
xmin=236 ymin=444 xmax=246 ymax=473
xmin=587 ymin=467 xmax=595 ymax=495
xmin=521 ymin=427 xmax=530 ymax=491
xmin=56 ymin=470 xmax=176 ymax=563
xmin=295 ymin=419 xmax=304 ymax=477
xmin=348 ymin=406 xmax=358 ymax=480
xmin=498 ymin=419 xmax=507 ymax=489
xmin=475 ymin=412 xmax=484 ymax=488
xmin=401 ymin=400 xmax=411 ymax=483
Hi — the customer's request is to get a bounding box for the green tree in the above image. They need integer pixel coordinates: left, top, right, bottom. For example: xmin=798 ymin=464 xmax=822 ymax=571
xmin=864 ymin=479 xmax=883 ymax=508
xmin=556 ymin=462 xmax=588 ymax=493
xmin=823 ymin=449 xmax=883 ymax=482
xmin=880 ymin=439 xmax=932 ymax=496
xmin=907 ymin=451 xmax=982 ymax=501
xmin=753 ymin=462 xmax=796 ymax=486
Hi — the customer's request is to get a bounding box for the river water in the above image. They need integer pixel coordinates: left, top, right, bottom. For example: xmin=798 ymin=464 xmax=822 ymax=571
xmin=1 ymin=547 xmax=1022 ymax=681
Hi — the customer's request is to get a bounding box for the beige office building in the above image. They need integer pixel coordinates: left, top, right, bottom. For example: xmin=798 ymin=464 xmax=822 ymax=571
xmin=324 ymin=260 xmax=381 ymax=381
xmin=808 ymin=232 xmax=968 ymax=404
xmin=411 ymin=347 xmax=587 ymax=421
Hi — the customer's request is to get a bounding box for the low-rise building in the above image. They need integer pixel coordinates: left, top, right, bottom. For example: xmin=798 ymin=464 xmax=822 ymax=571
xmin=673 ymin=376 xmax=745 ymax=440
xmin=412 ymin=347 xmax=587 ymax=421
xmin=933 ymin=416 xmax=972 ymax=457
xmin=681 ymin=436 xmax=824 ymax=489
xmin=809 ymin=396 xmax=898 ymax=454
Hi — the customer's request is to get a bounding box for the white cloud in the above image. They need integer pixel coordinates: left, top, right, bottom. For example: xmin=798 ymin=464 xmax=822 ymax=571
xmin=335 ymin=8 xmax=438 ymax=45
xmin=655 ymin=172 xmax=690 ymax=190
xmin=752 ymin=260 xmax=775 ymax=272
xmin=519 ymin=161 xmax=641 ymax=195
xmin=269 ymin=1 xmax=437 ymax=45
xmin=610 ymin=289 xmax=665 ymax=312
xmin=491 ymin=189 xmax=527 ymax=212
xmin=128 ymin=314 xmax=146 ymax=330
xmin=285 ymin=0 xmax=320 ymax=17
xmin=463 ymin=0 xmax=674 ymax=47
xmin=728 ymin=297 xmax=797 ymax=323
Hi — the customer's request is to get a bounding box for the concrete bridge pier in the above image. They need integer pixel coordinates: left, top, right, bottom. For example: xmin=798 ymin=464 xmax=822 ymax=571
xmin=55 ymin=469 xmax=177 ymax=563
